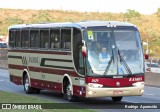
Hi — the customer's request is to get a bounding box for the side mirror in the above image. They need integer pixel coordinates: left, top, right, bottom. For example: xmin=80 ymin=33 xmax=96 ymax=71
xmin=145 ymin=54 xmax=149 ymax=60
xmin=82 ymin=40 xmax=87 ymax=57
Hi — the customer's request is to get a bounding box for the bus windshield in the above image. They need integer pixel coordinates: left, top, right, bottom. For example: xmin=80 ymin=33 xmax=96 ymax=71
xmin=84 ymin=27 xmax=144 ymax=77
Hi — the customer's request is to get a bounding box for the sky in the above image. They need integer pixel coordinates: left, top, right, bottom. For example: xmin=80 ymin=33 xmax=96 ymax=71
xmin=0 ymin=0 xmax=160 ymax=14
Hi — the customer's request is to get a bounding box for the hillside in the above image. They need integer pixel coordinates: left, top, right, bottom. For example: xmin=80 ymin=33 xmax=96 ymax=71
xmin=0 ymin=8 xmax=160 ymax=56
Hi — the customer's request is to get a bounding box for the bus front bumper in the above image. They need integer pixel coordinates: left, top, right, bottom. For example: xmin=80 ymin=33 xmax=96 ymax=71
xmin=85 ymin=85 xmax=144 ymax=98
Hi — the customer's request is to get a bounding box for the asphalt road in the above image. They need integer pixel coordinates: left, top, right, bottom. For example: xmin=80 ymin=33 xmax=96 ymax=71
xmin=0 ymin=69 xmax=160 ymax=112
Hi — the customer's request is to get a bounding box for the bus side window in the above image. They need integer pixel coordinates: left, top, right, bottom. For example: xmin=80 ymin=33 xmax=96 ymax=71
xmin=30 ymin=30 xmax=39 ymax=49
xmin=63 ymin=42 xmax=71 ymax=49
xmin=15 ymin=30 xmax=21 ymax=48
xmin=21 ymin=30 xmax=29 ymax=49
xmin=51 ymin=42 xmax=60 ymax=49
xmin=9 ymin=30 xmax=15 ymax=48
xmin=40 ymin=30 xmax=49 ymax=49
xmin=61 ymin=29 xmax=71 ymax=50
xmin=50 ymin=29 xmax=60 ymax=50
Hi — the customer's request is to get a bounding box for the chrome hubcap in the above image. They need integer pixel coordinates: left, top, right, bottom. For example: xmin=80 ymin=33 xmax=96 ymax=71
xmin=25 ymin=78 xmax=29 ymax=91
xmin=66 ymin=84 xmax=72 ymax=97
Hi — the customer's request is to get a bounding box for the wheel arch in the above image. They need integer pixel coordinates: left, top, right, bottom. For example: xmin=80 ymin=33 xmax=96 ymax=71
xmin=22 ymin=69 xmax=31 ymax=86
xmin=62 ymin=74 xmax=73 ymax=94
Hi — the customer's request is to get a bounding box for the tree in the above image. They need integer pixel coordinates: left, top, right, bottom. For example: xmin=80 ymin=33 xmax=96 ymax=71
xmin=156 ymin=8 xmax=160 ymax=17
xmin=31 ymin=10 xmax=51 ymax=23
xmin=124 ymin=9 xmax=141 ymax=18
xmin=5 ymin=17 xmax=23 ymax=25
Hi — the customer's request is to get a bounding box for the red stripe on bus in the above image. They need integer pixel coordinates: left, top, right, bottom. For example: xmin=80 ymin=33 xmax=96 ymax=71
xmin=10 ymin=75 xmax=23 ymax=85
xmin=9 ymin=64 xmax=79 ymax=77
xmin=10 ymin=75 xmax=86 ymax=97
xmin=86 ymin=76 xmax=144 ymax=87
xmin=29 ymin=66 xmax=78 ymax=76
xmin=31 ymin=78 xmax=62 ymax=92
xmin=9 ymin=64 xmax=26 ymax=70
xmin=8 ymin=50 xmax=71 ymax=55
xmin=73 ymin=85 xmax=86 ymax=97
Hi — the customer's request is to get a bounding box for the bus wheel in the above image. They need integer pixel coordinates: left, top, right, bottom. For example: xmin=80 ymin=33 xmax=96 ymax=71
xmin=112 ymin=97 xmax=123 ymax=102
xmin=65 ymin=81 xmax=76 ymax=102
xmin=23 ymin=75 xmax=34 ymax=94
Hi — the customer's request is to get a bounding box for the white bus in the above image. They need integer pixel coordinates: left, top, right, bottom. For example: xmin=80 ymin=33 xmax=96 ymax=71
xmin=8 ymin=21 xmax=145 ymax=102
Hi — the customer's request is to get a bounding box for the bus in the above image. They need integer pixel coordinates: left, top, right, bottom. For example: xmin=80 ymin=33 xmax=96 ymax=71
xmin=8 ymin=21 xmax=145 ymax=102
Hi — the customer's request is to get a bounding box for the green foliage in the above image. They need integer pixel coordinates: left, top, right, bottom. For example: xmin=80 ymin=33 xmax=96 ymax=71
xmin=31 ymin=10 xmax=51 ymax=23
xmin=124 ymin=9 xmax=141 ymax=18
xmin=0 ymin=8 xmax=160 ymax=55
xmin=5 ymin=17 xmax=24 ymax=25
xmin=0 ymin=90 xmax=94 ymax=112
xmin=156 ymin=8 xmax=160 ymax=17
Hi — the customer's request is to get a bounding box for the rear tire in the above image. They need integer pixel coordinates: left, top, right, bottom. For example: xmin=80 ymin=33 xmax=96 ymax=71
xmin=64 ymin=81 xmax=77 ymax=102
xmin=112 ymin=97 xmax=123 ymax=102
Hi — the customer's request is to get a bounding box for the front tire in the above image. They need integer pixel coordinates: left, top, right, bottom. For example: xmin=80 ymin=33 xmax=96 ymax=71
xmin=112 ymin=97 xmax=123 ymax=102
xmin=65 ymin=81 xmax=76 ymax=102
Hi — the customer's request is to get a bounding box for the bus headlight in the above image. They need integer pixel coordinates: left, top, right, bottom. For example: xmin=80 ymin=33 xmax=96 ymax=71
xmin=87 ymin=83 xmax=103 ymax=88
xmin=132 ymin=82 xmax=145 ymax=87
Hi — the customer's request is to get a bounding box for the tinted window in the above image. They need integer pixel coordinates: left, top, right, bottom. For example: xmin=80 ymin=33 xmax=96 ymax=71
xmin=73 ymin=28 xmax=84 ymax=75
xmin=15 ymin=30 xmax=21 ymax=48
xmin=61 ymin=29 xmax=71 ymax=50
xmin=40 ymin=30 xmax=49 ymax=49
xmin=9 ymin=30 xmax=15 ymax=48
xmin=30 ymin=30 xmax=39 ymax=49
xmin=21 ymin=30 xmax=29 ymax=49
xmin=50 ymin=29 xmax=60 ymax=50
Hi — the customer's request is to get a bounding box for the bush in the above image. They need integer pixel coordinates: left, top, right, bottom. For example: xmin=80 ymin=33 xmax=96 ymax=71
xmin=5 ymin=17 xmax=24 ymax=25
xmin=124 ymin=9 xmax=141 ymax=18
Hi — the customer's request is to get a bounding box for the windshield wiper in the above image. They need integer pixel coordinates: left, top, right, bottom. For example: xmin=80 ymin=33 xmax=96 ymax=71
xmin=103 ymin=49 xmax=114 ymax=76
xmin=117 ymin=49 xmax=132 ymax=76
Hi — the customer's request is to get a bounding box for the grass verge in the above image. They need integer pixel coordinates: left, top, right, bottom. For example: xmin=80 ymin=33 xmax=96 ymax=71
xmin=0 ymin=90 xmax=94 ymax=112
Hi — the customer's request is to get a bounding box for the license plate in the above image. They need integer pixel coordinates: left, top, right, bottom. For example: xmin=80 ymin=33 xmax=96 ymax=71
xmin=113 ymin=91 xmax=123 ymax=95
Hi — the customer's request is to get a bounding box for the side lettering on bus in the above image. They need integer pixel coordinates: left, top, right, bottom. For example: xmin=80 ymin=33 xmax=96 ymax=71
xmin=129 ymin=77 xmax=142 ymax=82
xmin=29 ymin=57 xmax=39 ymax=63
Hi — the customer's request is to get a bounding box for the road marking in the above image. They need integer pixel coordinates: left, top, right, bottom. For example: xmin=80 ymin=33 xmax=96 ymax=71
xmin=143 ymin=93 xmax=155 ymax=96
xmin=0 ymin=80 xmax=10 ymax=82
xmin=122 ymin=100 xmax=139 ymax=103
xmin=145 ymin=86 xmax=160 ymax=89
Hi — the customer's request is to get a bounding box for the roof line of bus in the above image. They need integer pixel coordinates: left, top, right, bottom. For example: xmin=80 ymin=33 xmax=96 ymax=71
xmin=8 ymin=21 xmax=137 ymax=30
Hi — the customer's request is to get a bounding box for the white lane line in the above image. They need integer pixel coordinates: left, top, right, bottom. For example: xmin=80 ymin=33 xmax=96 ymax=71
xmin=122 ymin=100 xmax=139 ymax=103
xmin=0 ymin=80 xmax=10 ymax=82
xmin=145 ymin=86 xmax=160 ymax=89
xmin=143 ymin=93 xmax=155 ymax=96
